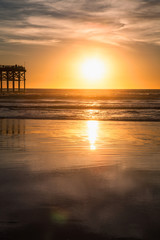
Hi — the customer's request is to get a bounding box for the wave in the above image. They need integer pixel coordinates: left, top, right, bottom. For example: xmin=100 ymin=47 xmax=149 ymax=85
xmin=1 ymin=89 xmax=160 ymax=121
xmin=1 ymin=108 xmax=160 ymax=121
xmin=1 ymin=106 xmax=160 ymax=110
xmin=1 ymin=89 xmax=160 ymax=101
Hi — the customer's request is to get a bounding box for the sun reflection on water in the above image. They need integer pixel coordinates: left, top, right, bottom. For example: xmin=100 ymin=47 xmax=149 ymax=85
xmin=87 ymin=121 xmax=99 ymax=150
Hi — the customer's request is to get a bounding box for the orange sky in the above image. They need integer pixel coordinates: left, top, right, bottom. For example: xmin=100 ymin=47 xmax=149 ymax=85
xmin=0 ymin=0 xmax=160 ymax=89
xmin=25 ymin=42 xmax=160 ymax=89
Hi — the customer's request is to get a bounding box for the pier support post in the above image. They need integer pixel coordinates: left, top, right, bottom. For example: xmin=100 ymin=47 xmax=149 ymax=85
xmin=24 ymin=71 xmax=26 ymax=92
xmin=18 ymin=71 xmax=20 ymax=92
xmin=7 ymin=71 xmax=9 ymax=92
xmin=0 ymin=71 xmax=2 ymax=92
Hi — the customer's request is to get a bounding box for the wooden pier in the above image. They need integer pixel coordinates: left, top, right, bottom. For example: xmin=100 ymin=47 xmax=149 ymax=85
xmin=0 ymin=65 xmax=26 ymax=92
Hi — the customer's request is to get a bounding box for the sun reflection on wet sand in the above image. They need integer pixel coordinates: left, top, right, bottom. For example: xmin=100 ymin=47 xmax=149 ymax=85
xmin=87 ymin=120 xmax=99 ymax=150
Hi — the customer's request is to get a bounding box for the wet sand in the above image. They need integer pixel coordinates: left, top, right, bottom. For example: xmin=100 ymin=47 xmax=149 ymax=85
xmin=0 ymin=119 xmax=160 ymax=239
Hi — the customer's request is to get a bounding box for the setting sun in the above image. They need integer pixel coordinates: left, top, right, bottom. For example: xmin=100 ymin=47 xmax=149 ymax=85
xmin=81 ymin=57 xmax=106 ymax=82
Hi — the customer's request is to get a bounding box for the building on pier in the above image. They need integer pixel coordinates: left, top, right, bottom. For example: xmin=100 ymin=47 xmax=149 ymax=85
xmin=0 ymin=65 xmax=26 ymax=92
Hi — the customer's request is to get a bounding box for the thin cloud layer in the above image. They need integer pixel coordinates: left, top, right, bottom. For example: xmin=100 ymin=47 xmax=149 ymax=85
xmin=0 ymin=0 xmax=160 ymax=46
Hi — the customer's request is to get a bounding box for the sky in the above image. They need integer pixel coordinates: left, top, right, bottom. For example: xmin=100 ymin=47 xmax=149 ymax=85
xmin=0 ymin=0 xmax=160 ymax=89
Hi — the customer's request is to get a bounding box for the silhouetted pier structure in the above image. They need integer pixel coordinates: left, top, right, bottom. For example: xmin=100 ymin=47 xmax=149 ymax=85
xmin=0 ymin=65 xmax=26 ymax=92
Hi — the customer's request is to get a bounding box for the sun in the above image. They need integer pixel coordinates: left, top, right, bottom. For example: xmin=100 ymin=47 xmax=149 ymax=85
xmin=81 ymin=57 xmax=106 ymax=82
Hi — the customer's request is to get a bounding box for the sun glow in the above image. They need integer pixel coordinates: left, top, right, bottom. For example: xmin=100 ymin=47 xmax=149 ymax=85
xmin=81 ymin=57 xmax=106 ymax=82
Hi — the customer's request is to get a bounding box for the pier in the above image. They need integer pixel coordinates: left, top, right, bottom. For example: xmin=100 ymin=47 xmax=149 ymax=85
xmin=0 ymin=65 xmax=26 ymax=92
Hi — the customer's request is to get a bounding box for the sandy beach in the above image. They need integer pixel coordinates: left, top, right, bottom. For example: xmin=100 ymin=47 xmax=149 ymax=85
xmin=0 ymin=119 xmax=160 ymax=239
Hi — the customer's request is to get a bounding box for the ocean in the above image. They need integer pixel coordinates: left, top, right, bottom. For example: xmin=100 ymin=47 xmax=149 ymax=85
xmin=0 ymin=89 xmax=160 ymax=120
xmin=0 ymin=89 xmax=160 ymax=240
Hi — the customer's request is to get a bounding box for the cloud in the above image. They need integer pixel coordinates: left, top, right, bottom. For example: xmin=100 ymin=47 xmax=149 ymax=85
xmin=0 ymin=0 xmax=160 ymax=46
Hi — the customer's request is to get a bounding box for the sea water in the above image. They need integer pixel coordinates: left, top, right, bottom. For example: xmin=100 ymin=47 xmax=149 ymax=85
xmin=0 ymin=89 xmax=160 ymax=120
